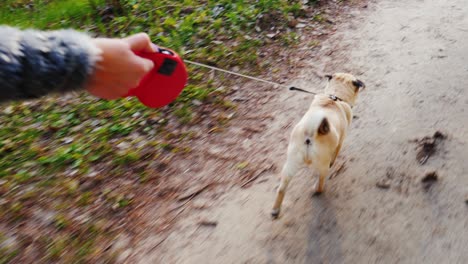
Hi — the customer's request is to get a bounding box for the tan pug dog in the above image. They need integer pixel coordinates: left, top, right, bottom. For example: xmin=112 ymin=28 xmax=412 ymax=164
xmin=271 ymin=73 xmax=365 ymax=219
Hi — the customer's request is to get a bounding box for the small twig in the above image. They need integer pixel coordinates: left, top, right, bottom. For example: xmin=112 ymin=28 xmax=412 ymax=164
xmin=198 ymin=220 xmax=218 ymax=227
xmin=240 ymin=165 xmax=274 ymax=188
xmin=203 ymin=151 xmax=234 ymax=161
xmin=119 ymin=20 xmax=133 ymax=32
xmin=243 ymin=115 xmax=274 ymax=120
xmin=419 ymin=155 xmax=429 ymax=165
xmin=242 ymin=127 xmax=263 ymax=133
xmin=178 ymin=183 xmax=214 ymax=201
xmin=329 ymin=161 xmax=346 ymax=180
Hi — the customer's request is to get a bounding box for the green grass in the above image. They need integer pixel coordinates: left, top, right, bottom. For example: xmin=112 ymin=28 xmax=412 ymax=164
xmin=0 ymin=0 xmax=99 ymax=29
xmin=0 ymin=0 xmax=331 ymax=262
xmin=0 ymin=0 xmax=300 ymax=65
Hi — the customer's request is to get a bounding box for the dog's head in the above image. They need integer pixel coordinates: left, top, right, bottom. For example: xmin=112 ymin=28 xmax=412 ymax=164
xmin=324 ymin=73 xmax=365 ymax=106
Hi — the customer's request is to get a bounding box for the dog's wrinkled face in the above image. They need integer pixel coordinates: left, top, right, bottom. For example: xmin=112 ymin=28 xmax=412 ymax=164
xmin=325 ymin=73 xmax=365 ymax=106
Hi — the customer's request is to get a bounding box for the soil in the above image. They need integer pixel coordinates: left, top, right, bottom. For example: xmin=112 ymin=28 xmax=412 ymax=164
xmin=123 ymin=0 xmax=468 ymax=263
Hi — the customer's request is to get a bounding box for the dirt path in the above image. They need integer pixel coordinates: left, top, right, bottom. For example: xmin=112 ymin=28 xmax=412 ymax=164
xmin=131 ymin=0 xmax=468 ymax=263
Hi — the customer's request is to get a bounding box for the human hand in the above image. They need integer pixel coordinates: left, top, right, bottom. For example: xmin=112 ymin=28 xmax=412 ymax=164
xmin=86 ymin=33 xmax=155 ymax=100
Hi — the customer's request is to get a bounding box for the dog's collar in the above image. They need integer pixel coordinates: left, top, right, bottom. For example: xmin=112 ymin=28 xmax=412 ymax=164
xmin=328 ymin=94 xmax=343 ymax=102
xmin=329 ymin=94 xmax=353 ymax=108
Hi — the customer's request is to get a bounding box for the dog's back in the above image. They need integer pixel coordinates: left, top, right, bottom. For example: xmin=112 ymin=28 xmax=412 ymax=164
xmin=286 ymin=94 xmax=351 ymax=170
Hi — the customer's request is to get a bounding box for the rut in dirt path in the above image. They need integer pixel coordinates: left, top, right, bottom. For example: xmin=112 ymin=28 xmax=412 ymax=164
xmin=132 ymin=0 xmax=468 ymax=263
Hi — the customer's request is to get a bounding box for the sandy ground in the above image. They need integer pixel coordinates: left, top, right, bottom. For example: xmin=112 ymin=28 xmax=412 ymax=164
xmin=129 ymin=0 xmax=468 ymax=263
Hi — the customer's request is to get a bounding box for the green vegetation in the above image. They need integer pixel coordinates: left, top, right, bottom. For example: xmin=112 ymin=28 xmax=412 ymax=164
xmin=0 ymin=0 xmax=327 ymax=262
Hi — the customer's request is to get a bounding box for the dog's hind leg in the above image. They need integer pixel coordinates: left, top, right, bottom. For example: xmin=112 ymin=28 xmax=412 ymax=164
xmin=330 ymin=142 xmax=342 ymax=168
xmin=315 ymin=161 xmax=330 ymax=195
xmin=271 ymin=158 xmax=299 ymax=219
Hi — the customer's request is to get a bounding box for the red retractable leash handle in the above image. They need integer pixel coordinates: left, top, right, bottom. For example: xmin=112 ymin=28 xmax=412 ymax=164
xmin=126 ymin=45 xmax=188 ymax=108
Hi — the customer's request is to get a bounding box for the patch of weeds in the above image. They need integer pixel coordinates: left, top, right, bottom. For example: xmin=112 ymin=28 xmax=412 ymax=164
xmin=280 ymin=31 xmax=300 ymax=46
xmin=78 ymin=192 xmax=94 ymax=207
xmin=46 ymin=236 xmax=68 ymax=261
xmin=117 ymin=197 xmax=131 ymax=208
xmin=0 ymin=247 xmax=19 ymax=264
xmin=159 ymin=142 xmax=175 ymax=152
xmin=137 ymin=172 xmax=149 ymax=183
xmin=173 ymin=105 xmax=193 ymax=124
xmin=54 ymin=214 xmax=71 ymax=230
xmin=13 ymin=170 xmax=34 ymax=184
xmin=313 ymin=13 xmax=326 ymax=22
xmin=308 ymin=39 xmax=321 ymax=48
xmin=76 ymin=239 xmax=94 ymax=260
xmin=285 ymin=3 xmax=305 ymax=17
xmin=114 ymin=149 xmax=141 ymax=166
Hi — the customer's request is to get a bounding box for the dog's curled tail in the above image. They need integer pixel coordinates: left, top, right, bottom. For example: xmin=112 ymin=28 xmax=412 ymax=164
xmin=317 ymin=117 xmax=330 ymax=135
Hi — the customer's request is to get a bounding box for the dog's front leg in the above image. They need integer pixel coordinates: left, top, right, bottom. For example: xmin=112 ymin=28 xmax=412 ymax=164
xmin=271 ymin=174 xmax=290 ymax=219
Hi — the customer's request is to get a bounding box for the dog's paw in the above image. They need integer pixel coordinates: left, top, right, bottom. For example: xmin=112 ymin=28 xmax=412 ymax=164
xmin=312 ymin=190 xmax=323 ymax=197
xmin=271 ymin=209 xmax=280 ymax=219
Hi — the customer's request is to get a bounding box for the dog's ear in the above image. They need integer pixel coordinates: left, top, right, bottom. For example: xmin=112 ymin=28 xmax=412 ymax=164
xmin=352 ymin=79 xmax=365 ymax=89
xmin=325 ymin=74 xmax=333 ymax=81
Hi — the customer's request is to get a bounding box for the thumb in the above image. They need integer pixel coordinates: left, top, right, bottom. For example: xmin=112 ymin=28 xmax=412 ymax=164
xmin=125 ymin=33 xmax=155 ymax=53
xmin=138 ymin=57 xmax=155 ymax=75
